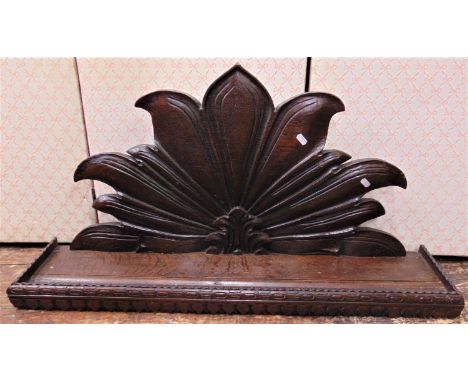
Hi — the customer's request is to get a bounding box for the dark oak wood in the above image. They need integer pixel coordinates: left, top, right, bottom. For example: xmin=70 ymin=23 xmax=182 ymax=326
xmin=70 ymin=65 xmax=407 ymax=256
xmin=2 ymin=245 xmax=466 ymax=323
xmin=7 ymin=239 xmax=464 ymax=318
xmin=8 ymin=66 xmax=464 ymax=318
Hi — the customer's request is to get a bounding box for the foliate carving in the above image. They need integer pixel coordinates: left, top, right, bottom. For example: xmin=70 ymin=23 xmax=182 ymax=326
xmin=71 ymin=65 xmax=407 ymax=256
xmin=206 ymin=207 xmax=271 ymax=254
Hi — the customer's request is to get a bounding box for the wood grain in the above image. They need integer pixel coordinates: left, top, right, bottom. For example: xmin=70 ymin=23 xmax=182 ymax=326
xmin=29 ymin=246 xmax=442 ymax=288
xmin=1 ymin=246 xmax=467 ymax=323
xmin=3 ymin=244 xmax=466 ymax=322
xmin=2 ymin=66 xmax=464 ymax=322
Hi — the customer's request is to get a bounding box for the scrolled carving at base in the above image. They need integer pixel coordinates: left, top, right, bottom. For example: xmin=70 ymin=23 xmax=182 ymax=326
xmin=206 ymin=207 xmax=271 ymax=254
xmin=71 ymin=65 xmax=407 ymax=256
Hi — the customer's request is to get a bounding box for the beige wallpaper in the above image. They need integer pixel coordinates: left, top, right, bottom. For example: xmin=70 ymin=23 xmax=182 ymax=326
xmin=309 ymin=58 xmax=467 ymax=256
xmin=0 ymin=58 xmax=96 ymax=242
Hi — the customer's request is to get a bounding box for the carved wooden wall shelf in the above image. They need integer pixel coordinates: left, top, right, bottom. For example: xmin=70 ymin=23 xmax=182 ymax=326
xmin=7 ymin=66 xmax=464 ymax=318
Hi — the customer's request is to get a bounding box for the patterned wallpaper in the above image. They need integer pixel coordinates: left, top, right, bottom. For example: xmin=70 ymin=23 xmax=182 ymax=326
xmin=309 ymin=58 xmax=467 ymax=256
xmin=1 ymin=58 xmax=466 ymax=256
xmin=0 ymin=58 xmax=96 ymax=242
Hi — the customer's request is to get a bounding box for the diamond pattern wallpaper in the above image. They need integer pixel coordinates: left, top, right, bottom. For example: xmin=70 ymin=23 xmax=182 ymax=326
xmin=309 ymin=58 xmax=467 ymax=256
xmin=0 ymin=58 xmax=97 ymax=242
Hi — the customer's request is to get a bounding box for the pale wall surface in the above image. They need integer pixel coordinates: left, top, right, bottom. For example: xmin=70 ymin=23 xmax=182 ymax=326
xmin=309 ymin=58 xmax=467 ymax=256
xmin=0 ymin=58 xmax=96 ymax=242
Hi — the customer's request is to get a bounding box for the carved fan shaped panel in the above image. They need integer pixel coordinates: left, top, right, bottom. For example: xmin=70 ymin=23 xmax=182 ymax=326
xmin=71 ymin=65 xmax=407 ymax=256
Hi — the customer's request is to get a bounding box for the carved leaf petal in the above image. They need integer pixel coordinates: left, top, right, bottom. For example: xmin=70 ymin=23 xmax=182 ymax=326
xmin=135 ymin=91 xmax=227 ymax=211
xmin=267 ymin=228 xmax=406 ymax=257
xmin=93 ymin=194 xmax=213 ymax=235
xmin=74 ymin=153 xmax=214 ymax=225
xmin=339 ymin=228 xmax=406 ymax=257
xmin=265 ymin=198 xmax=385 ymax=236
xmin=127 ymin=144 xmax=224 ymax=216
xmin=260 ymin=159 xmax=407 ymax=226
xmin=247 ymin=93 xmax=345 ymax=207
xmin=250 ymin=150 xmax=351 ymax=215
xmin=70 ymin=223 xmax=141 ymax=251
xmin=71 ymin=223 xmax=208 ymax=253
xmin=203 ymin=65 xmax=274 ymax=207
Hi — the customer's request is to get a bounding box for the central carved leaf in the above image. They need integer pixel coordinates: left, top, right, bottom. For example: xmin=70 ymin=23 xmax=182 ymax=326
xmin=206 ymin=207 xmax=271 ymax=254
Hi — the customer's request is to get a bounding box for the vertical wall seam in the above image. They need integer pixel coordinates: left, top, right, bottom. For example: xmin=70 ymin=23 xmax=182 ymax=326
xmin=74 ymin=57 xmax=98 ymax=223
xmin=304 ymin=57 xmax=312 ymax=92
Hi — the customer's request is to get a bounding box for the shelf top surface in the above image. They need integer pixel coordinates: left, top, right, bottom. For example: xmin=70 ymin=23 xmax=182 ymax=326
xmin=24 ymin=245 xmax=450 ymax=292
